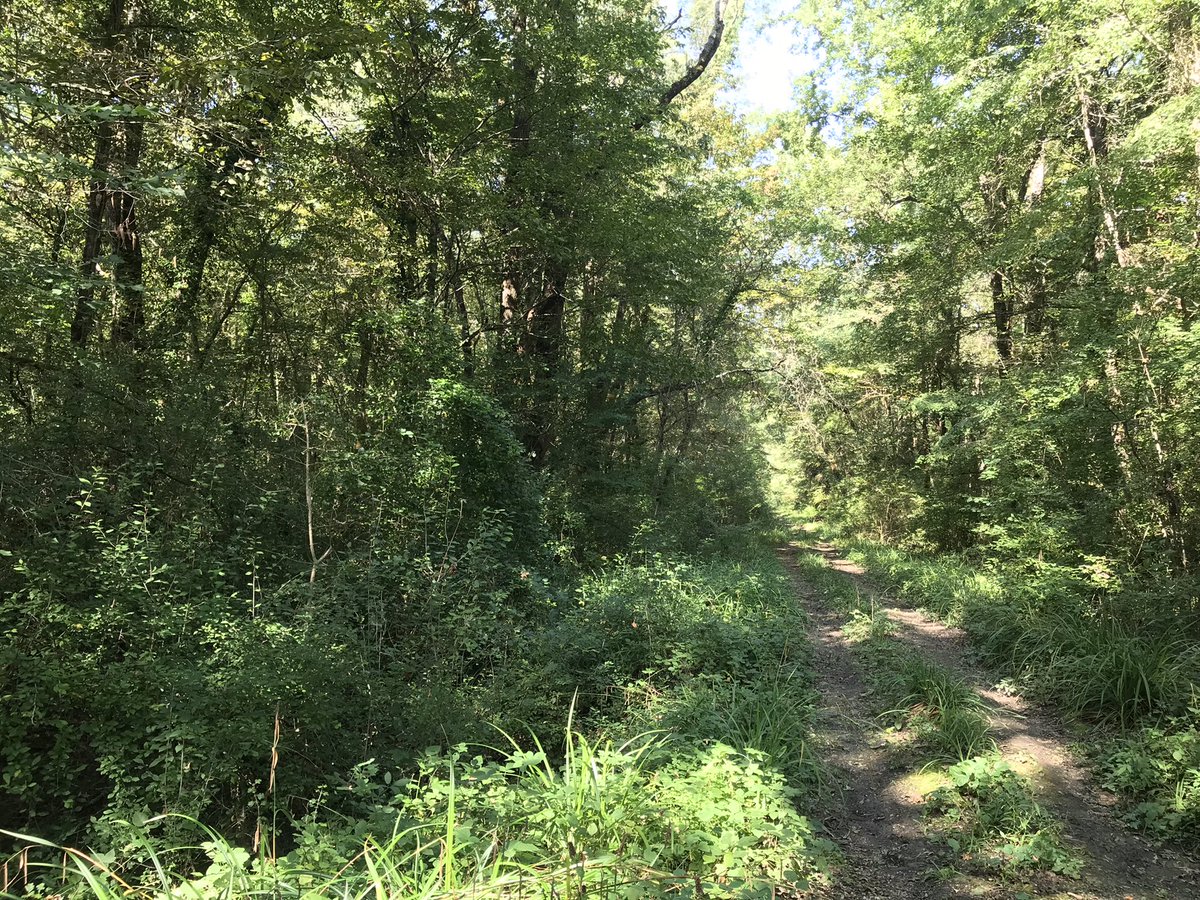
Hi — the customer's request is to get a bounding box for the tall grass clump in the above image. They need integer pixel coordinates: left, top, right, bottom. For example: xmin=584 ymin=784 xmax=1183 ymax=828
xmin=645 ymin=674 xmax=821 ymax=790
xmin=871 ymin=653 xmax=995 ymax=762
xmin=3 ymin=724 xmax=836 ymax=900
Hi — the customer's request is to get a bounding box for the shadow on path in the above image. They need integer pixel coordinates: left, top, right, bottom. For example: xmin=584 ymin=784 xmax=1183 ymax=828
xmin=781 ymin=548 xmax=955 ymax=899
xmin=788 ymin=541 xmax=1199 ymax=900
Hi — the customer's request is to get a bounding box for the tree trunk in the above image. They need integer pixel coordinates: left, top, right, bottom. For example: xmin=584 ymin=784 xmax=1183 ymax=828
xmin=1168 ymin=4 xmax=1200 ymax=327
xmin=499 ymin=10 xmax=535 ymax=344
xmin=110 ymin=116 xmax=146 ymax=346
xmin=72 ymin=0 xmax=146 ymax=348
xmin=1020 ymin=144 xmax=1050 ymax=345
xmin=1078 ymin=86 xmax=1131 ymax=268
xmin=71 ymin=118 xmax=114 ymax=346
xmin=991 ymin=269 xmax=1012 ymax=366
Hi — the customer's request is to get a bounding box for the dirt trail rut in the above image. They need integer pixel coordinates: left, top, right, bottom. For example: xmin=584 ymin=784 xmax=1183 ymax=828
xmin=781 ymin=542 xmax=1200 ymax=900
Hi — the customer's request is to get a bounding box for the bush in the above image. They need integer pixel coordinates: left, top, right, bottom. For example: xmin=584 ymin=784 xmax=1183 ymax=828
xmin=503 ymin=556 xmax=809 ymax=728
xmin=1100 ymin=714 xmax=1200 ymax=839
xmin=925 ymin=754 xmax=1080 ymax=877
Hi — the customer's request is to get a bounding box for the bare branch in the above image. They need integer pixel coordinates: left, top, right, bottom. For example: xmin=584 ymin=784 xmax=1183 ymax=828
xmin=634 ymin=0 xmax=727 ymax=129
xmin=625 ymin=363 xmax=778 ymax=408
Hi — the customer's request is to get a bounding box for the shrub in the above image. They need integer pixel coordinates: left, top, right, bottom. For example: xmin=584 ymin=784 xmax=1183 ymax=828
xmin=1099 ymin=714 xmax=1200 ymax=839
xmin=925 ymin=754 xmax=1080 ymax=877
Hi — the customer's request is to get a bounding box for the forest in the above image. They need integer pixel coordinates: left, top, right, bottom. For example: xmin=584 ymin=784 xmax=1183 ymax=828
xmin=2 ymin=0 xmax=1199 ymax=897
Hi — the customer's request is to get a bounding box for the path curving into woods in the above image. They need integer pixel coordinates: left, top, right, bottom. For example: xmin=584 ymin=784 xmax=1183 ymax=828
xmin=780 ymin=542 xmax=1200 ymax=900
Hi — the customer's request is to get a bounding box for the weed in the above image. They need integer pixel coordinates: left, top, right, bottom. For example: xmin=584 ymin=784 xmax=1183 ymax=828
xmin=855 ymin=640 xmax=995 ymax=762
xmin=649 ymin=674 xmax=822 ymax=790
xmin=1099 ymin=712 xmax=1200 ymax=838
xmin=841 ymin=606 xmax=895 ymax=643
xmin=2 ymin=728 xmax=837 ymax=900
xmin=925 ymin=754 xmax=1081 ymax=878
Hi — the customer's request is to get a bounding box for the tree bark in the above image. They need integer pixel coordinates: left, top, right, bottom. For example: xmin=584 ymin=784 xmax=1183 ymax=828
xmin=1020 ymin=144 xmax=1050 ymax=344
xmin=110 ymin=116 xmax=146 ymax=346
xmin=71 ymin=118 xmax=114 ymax=346
xmin=72 ymin=0 xmax=146 ymax=347
xmin=634 ymin=0 xmax=727 ymax=128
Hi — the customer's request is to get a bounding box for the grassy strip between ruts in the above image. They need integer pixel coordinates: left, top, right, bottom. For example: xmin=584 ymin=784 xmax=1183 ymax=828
xmin=833 ymin=535 xmax=1200 ymax=846
xmin=788 ymin=548 xmax=1081 ymax=879
xmin=3 ymin=550 xmax=838 ymax=900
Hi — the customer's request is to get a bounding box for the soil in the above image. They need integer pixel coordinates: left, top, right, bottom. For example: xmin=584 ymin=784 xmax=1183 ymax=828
xmin=779 ymin=541 xmax=1200 ymax=900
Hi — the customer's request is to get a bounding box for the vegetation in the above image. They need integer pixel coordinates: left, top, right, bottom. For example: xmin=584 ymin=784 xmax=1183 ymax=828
xmin=768 ymin=0 xmax=1200 ymax=848
xmin=925 ymin=754 xmax=1080 ymax=877
xmin=4 ymin=0 xmax=1200 ymax=894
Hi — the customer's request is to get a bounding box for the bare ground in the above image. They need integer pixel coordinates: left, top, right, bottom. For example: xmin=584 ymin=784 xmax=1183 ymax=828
xmin=780 ymin=541 xmax=1200 ymax=900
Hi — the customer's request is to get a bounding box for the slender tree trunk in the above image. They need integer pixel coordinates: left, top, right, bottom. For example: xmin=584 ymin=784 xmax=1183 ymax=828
xmin=499 ymin=10 xmax=535 ymax=350
xmin=523 ymin=268 xmax=567 ymax=467
xmin=1021 ymin=144 xmax=1050 ymax=345
xmin=1078 ymin=86 xmax=1131 ymax=268
xmin=110 ymin=117 xmax=146 ymax=346
xmin=72 ymin=119 xmax=114 ymax=346
xmin=1168 ymin=4 xmax=1200 ymax=328
xmin=991 ymin=269 xmax=1012 ymax=366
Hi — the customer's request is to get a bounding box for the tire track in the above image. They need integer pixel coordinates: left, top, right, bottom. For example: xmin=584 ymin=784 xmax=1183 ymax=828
xmin=783 ymin=542 xmax=1200 ymax=899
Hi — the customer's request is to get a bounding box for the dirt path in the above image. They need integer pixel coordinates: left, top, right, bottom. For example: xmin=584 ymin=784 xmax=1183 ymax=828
xmin=781 ymin=542 xmax=1200 ymax=900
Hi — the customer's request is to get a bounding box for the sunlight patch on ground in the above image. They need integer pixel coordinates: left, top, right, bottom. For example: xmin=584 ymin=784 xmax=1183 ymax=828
xmin=883 ymin=772 xmax=937 ymax=808
xmin=896 ymin=767 xmax=947 ymax=801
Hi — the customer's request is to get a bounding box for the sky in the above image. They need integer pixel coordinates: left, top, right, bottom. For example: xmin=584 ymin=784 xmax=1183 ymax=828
xmin=721 ymin=0 xmax=814 ymax=116
xmin=654 ymin=0 xmax=824 ymax=119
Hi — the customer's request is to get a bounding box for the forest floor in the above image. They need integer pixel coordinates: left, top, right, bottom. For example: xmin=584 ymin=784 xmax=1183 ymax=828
xmin=779 ymin=540 xmax=1200 ymax=900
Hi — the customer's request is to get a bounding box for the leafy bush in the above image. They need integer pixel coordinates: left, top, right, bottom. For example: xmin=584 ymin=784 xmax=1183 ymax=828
xmin=1100 ymin=714 xmax=1200 ymax=839
xmin=0 ymin=377 xmax=554 ymax=846
xmin=654 ymin=744 xmax=837 ymax=893
xmin=925 ymin=754 xmax=1080 ymax=877
xmin=504 ymin=556 xmax=810 ymax=728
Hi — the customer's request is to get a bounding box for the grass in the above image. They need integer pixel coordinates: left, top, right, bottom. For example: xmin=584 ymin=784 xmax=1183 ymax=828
xmin=841 ymin=538 xmax=1198 ymax=727
xmin=790 ymin=539 xmax=1079 ymax=878
xmin=645 ymin=674 xmax=822 ymax=790
xmin=813 ymin=527 xmax=1200 ymax=845
xmin=786 ymin=546 xmax=993 ymax=762
xmin=876 ymin=656 xmax=996 ymax=762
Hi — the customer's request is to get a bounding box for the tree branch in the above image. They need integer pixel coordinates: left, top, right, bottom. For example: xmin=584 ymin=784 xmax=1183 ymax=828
xmin=634 ymin=0 xmax=727 ymax=129
xmin=625 ymin=364 xmax=777 ymax=408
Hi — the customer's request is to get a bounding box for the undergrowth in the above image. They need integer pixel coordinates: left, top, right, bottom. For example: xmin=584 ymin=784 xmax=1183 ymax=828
xmin=3 ymin=735 xmax=830 ymax=900
xmin=3 ymin=551 xmax=837 ymax=899
xmin=1099 ymin=712 xmax=1200 ymax=839
xmin=925 ymin=754 xmax=1081 ymax=878
xmin=841 ymin=540 xmax=1198 ymax=727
